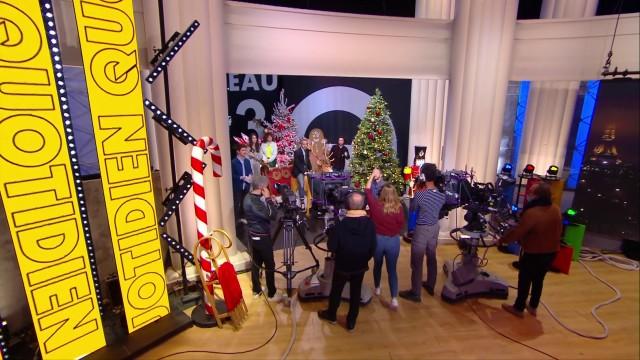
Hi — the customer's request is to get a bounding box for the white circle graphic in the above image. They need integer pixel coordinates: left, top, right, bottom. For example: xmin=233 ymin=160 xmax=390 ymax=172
xmin=292 ymin=86 xmax=397 ymax=150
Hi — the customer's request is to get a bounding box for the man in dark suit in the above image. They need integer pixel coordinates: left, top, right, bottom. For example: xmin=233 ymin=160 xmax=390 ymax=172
xmin=232 ymin=144 xmax=253 ymax=220
xmin=293 ymin=138 xmax=312 ymax=207
xmin=329 ymin=137 xmax=350 ymax=172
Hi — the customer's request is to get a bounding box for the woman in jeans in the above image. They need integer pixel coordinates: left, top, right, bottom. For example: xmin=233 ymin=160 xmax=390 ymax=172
xmin=365 ymin=169 xmax=405 ymax=309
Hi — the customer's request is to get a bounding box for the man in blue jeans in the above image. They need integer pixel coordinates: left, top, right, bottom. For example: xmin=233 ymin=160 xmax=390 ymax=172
xmin=399 ymin=164 xmax=446 ymax=302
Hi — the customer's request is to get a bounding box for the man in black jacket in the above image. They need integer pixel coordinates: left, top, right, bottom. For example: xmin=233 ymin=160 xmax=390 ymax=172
xmin=329 ymin=137 xmax=350 ymax=172
xmin=243 ymin=175 xmax=281 ymax=302
xmin=292 ymin=138 xmax=312 ymax=207
xmin=318 ymin=191 xmax=376 ymax=331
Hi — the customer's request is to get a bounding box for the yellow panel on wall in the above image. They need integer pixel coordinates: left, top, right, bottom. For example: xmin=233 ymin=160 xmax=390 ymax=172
xmin=71 ymin=0 xmax=170 ymax=333
xmin=0 ymin=0 xmax=106 ymax=358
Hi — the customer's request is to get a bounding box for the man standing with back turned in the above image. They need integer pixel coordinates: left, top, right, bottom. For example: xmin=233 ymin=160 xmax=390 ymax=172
xmin=318 ymin=191 xmax=376 ymax=332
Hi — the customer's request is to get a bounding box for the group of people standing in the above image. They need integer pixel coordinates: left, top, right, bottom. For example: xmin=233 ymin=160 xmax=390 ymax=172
xmin=318 ymin=165 xmax=562 ymax=331
xmin=318 ymin=165 xmax=446 ymax=331
xmin=234 ymin=136 xmax=562 ymax=332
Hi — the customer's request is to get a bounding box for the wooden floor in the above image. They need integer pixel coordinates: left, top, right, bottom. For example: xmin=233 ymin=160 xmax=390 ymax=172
xmin=140 ymin=243 xmax=639 ymax=360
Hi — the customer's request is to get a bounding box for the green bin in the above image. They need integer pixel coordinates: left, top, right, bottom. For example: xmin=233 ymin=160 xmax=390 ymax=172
xmin=564 ymin=224 xmax=586 ymax=261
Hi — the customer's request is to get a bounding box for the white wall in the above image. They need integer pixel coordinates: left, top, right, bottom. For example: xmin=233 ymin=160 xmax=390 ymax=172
xmin=224 ymin=1 xmax=639 ymax=81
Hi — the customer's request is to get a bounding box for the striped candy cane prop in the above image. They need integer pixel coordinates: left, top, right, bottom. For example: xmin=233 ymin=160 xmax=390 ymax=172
xmin=191 ymin=136 xmax=223 ymax=316
xmin=191 ymin=136 xmax=222 ymax=244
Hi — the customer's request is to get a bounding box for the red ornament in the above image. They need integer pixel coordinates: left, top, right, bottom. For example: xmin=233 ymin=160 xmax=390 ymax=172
xmin=368 ymin=133 xmax=374 ymax=140
xmin=377 ymin=129 xmax=383 ymax=135
xmin=383 ymin=151 xmax=389 ymax=157
xmin=354 ymin=181 xmax=361 ymax=188
xmin=375 ymin=110 xmax=381 ymax=116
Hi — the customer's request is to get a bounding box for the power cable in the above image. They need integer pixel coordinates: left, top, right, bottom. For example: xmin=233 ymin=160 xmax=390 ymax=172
xmin=155 ymin=291 xmax=279 ymax=359
xmin=467 ymin=300 xmax=559 ymax=360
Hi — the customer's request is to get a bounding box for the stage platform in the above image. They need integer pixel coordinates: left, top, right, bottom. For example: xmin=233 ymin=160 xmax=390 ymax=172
xmin=140 ymin=243 xmax=639 ymax=359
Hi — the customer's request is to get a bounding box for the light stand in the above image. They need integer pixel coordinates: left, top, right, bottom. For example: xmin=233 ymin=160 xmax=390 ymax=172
xmin=155 ymin=0 xmax=198 ymax=305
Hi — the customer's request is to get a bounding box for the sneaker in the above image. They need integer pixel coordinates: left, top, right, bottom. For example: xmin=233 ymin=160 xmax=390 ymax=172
xmin=317 ymin=310 xmax=337 ymax=324
xmin=389 ymin=298 xmax=399 ymax=309
xmin=422 ymin=282 xmax=435 ymax=296
xmin=526 ymin=305 xmax=538 ymax=317
xmin=267 ymin=293 xmax=283 ymax=303
xmin=399 ymin=290 xmax=421 ymax=303
xmin=374 ymin=287 xmax=381 ymax=296
xmin=501 ymin=304 xmax=524 ymax=318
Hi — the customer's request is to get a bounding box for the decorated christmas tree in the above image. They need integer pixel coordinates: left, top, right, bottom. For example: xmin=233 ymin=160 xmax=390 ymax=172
xmin=263 ymin=89 xmax=298 ymax=167
xmin=351 ymin=89 xmax=403 ymax=191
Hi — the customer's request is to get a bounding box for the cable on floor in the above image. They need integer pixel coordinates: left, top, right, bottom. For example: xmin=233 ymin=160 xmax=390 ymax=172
xmin=156 ymin=291 xmax=279 ymax=359
xmin=511 ymin=247 xmax=637 ymax=340
xmin=280 ymin=296 xmax=298 ymax=360
xmin=468 ymin=300 xmax=559 ymax=359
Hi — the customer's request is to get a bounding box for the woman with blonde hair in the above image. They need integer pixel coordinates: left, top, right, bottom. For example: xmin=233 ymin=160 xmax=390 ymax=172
xmin=365 ymin=169 xmax=405 ymax=309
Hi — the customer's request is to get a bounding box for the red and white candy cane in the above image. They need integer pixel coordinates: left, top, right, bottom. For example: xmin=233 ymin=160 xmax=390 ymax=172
xmin=191 ymin=136 xmax=223 ymax=316
xmin=191 ymin=136 xmax=222 ymax=244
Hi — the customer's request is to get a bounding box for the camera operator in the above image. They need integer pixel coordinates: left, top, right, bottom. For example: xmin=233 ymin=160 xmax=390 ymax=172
xmin=366 ymin=171 xmax=405 ymax=310
xmin=243 ymin=175 xmax=282 ymax=302
xmin=293 ymin=138 xmax=312 ymax=208
xmin=400 ymin=164 xmax=446 ymax=302
xmin=318 ymin=191 xmax=376 ymax=332
xmin=498 ymin=183 xmax=561 ymax=318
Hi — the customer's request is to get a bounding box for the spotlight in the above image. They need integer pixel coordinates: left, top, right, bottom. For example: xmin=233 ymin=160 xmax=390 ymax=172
xmin=146 ymin=20 xmax=200 ymax=84
xmin=161 ymin=233 xmax=195 ymax=265
xmin=144 ymin=99 xmax=197 ymax=145
xmin=501 ymin=163 xmax=513 ymax=176
xmin=522 ymin=164 xmax=535 ymax=176
xmin=547 ymin=165 xmax=559 ymax=177
xmin=563 ymin=208 xmax=578 ymax=225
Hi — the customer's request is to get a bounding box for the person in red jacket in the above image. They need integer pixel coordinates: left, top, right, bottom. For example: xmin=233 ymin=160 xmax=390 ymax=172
xmin=366 ymin=169 xmax=405 ymax=309
xmin=498 ymin=182 xmax=561 ymax=317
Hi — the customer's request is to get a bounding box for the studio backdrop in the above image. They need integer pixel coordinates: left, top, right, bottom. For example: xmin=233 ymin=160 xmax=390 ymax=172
xmin=227 ymin=74 xmax=411 ymax=164
xmin=573 ymin=79 xmax=639 ymax=241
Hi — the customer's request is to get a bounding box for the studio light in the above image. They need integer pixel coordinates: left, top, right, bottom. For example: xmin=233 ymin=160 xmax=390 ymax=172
xmin=146 ymin=20 xmax=200 ymax=84
xmin=523 ymin=164 xmax=535 ymax=175
xmin=161 ymin=233 xmax=195 ymax=265
xmin=144 ymin=99 xmax=196 ymax=145
xmin=501 ymin=163 xmax=513 ymax=176
xmin=159 ymin=172 xmax=193 ymax=227
xmin=547 ymin=165 xmax=559 ymax=177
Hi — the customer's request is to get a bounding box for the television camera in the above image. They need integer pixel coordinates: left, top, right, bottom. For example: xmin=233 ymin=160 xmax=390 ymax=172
xmin=271 ymin=183 xmax=319 ymax=301
xmin=420 ymin=164 xmax=517 ymax=302
xmin=310 ymin=172 xmax=351 ymax=219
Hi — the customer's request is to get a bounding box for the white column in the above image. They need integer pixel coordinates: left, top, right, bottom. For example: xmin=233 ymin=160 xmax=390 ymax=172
xmin=142 ymin=0 xmax=247 ymax=270
xmin=443 ymin=0 xmax=518 ymax=182
xmin=408 ymin=0 xmax=454 ymax=166
xmin=541 ymin=0 xmax=598 ymax=18
xmin=518 ymin=0 xmax=598 ymax=175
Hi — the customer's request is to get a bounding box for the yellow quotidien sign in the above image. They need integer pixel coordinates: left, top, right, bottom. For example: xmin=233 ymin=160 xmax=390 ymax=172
xmin=71 ymin=0 xmax=170 ymax=332
xmin=0 ymin=1 xmax=106 ymax=358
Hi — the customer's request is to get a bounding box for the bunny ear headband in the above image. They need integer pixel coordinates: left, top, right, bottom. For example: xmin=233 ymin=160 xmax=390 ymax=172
xmin=233 ymin=132 xmax=250 ymax=146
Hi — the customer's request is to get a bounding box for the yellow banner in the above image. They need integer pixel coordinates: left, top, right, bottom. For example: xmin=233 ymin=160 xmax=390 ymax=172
xmin=71 ymin=0 xmax=170 ymax=333
xmin=0 ymin=1 xmax=106 ymax=358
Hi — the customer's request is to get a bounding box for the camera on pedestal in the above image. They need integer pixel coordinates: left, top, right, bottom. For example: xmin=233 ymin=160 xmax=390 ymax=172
xmin=439 ymin=175 xmax=511 ymax=303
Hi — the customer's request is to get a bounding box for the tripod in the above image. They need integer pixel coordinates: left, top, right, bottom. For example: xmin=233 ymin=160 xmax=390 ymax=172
xmin=273 ymin=212 xmax=320 ymax=299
